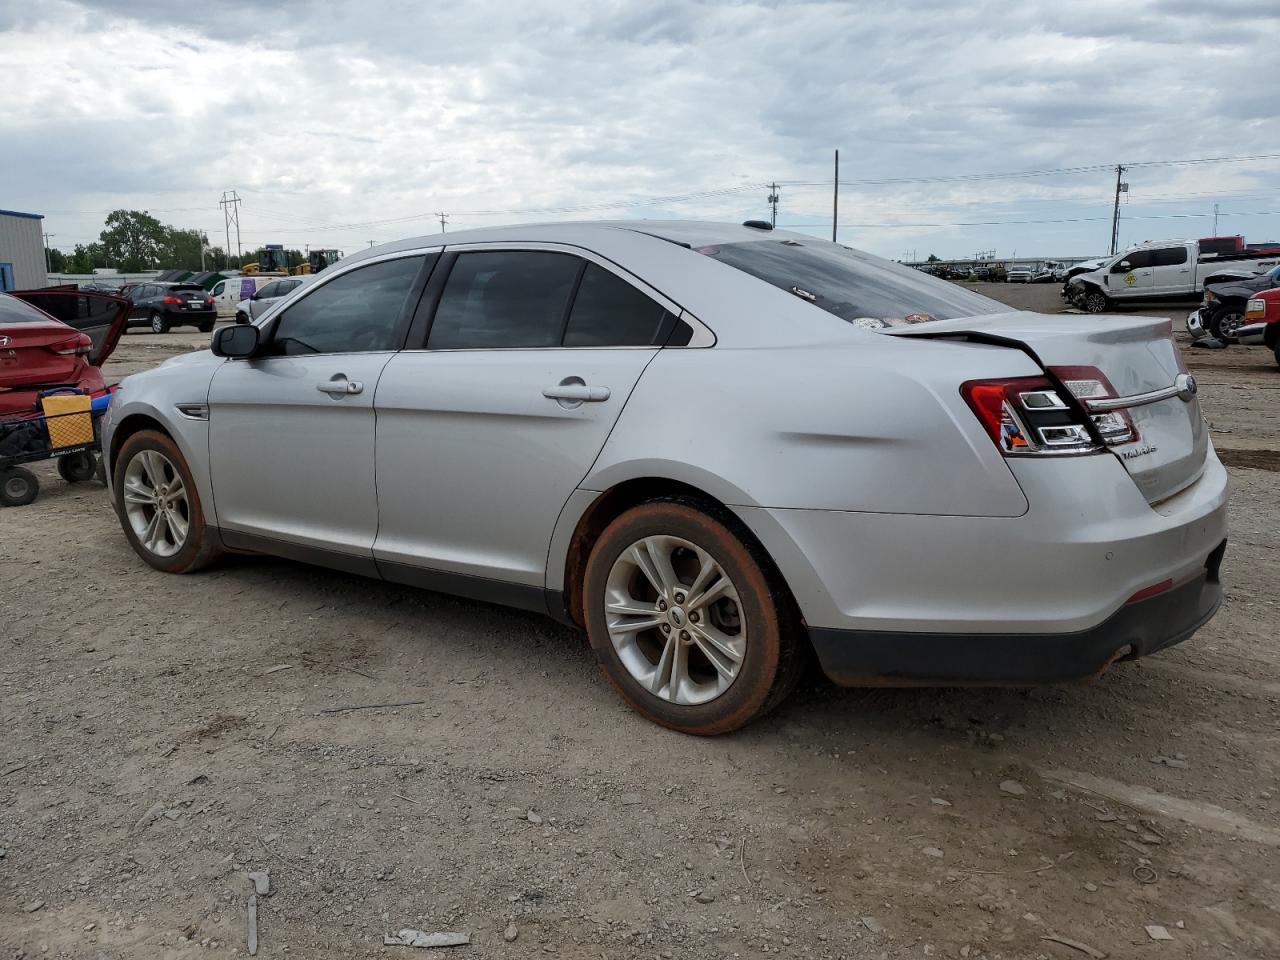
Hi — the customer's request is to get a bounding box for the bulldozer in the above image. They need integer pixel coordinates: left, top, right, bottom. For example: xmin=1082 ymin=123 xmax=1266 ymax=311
xmin=293 ymin=248 xmax=345 ymax=276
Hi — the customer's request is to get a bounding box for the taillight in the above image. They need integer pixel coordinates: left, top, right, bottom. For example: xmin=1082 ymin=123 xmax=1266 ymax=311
xmin=162 ymin=295 xmax=182 ymax=305
xmin=1246 ymin=298 xmax=1266 ymax=320
xmin=49 ymin=334 xmax=93 ymax=356
xmin=205 ymin=297 xmax=215 ymax=306
xmin=1049 ymin=366 xmax=1138 ymax=445
xmin=962 ymin=364 xmax=1138 ymax=457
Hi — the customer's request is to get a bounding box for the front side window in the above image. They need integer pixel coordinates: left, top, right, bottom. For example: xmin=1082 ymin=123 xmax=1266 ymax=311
xmin=563 ymin=263 xmax=671 ymax=346
xmin=428 ymin=251 xmax=580 ymax=349
xmin=695 ymin=239 xmax=1002 ymax=326
xmin=212 ymin=281 xmax=225 ymax=296
xmin=1114 ymin=250 xmax=1154 ymax=271
xmin=270 ymin=256 xmax=423 ymax=355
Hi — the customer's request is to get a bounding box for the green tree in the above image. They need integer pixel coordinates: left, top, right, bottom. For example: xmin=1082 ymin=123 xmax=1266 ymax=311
xmin=65 ymin=243 xmax=104 ymax=275
xmin=99 ymin=209 xmax=166 ymax=271
xmin=927 ymin=254 xmax=940 ymax=262
xmin=45 ymin=247 xmax=67 ymax=273
xmin=158 ymin=228 xmax=207 ymax=270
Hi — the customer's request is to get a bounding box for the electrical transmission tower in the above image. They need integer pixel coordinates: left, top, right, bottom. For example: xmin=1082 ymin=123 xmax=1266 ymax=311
xmin=219 ymin=190 xmax=243 ymax=265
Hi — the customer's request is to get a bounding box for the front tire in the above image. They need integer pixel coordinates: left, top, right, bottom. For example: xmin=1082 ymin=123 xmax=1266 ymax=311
xmin=583 ymin=499 xmax=802 ymax=735
xmin=1208 ymin=305 xmax=1245 ymax=343
xmin=112 ymin=430 xmax=220 ymax=573
xmin=149 ymin=311 xmax=170 ymax=335
xmin=1083 ymin=289 xmax=1110 ymax=313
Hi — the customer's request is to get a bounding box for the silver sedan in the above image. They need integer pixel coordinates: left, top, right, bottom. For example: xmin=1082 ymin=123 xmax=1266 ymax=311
xmin=102 ymin=221 xmax=1228 ymax=734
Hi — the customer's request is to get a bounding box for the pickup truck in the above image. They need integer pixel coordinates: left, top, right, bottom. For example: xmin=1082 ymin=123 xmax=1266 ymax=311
xmin=1236 ymin=288 xmax=1280 ymax=366
xmin=1186 ymin=263 xmax=1280 ymax=342
xmin=1066 ymin=239 xmax=1280 ymax=313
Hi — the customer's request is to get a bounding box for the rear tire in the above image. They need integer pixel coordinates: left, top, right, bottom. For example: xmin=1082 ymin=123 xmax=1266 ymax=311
xmin=112 ymin=430 xmax=221 ymax=573
xmin=149 ymin=311 xmax=169 ymax=335
xmin=57 ymin=451 xmax=98 ymax=483
xmin=1083 ymin=289 xmax=1110 ymax=313
xmin=0 ymin=467 xmax=39 ymax=507
xmin=583 ymin=499 xmax=802 ymax=735
xmin=198 ymin=320 xmax=215 ymax=334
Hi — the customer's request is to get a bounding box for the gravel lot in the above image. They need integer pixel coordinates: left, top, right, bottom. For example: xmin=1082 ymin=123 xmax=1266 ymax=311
xmin=3 ymin=286 xmax=1278 ymax=959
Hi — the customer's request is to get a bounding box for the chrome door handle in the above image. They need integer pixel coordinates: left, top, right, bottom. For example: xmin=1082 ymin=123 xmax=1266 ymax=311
xmin=317 ymin=377 xmax=363 ymax=396
xmin=543 ymin=381 xmax=610 ymax=403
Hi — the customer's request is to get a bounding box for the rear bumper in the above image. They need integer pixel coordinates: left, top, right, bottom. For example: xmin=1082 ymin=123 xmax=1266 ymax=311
xmin=809 ymin=541 xmax=1224 ymax=685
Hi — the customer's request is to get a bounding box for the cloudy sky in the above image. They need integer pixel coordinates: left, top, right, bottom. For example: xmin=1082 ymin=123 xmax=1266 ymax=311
xmin=2 ymin=0 xmax=1278 ymax=262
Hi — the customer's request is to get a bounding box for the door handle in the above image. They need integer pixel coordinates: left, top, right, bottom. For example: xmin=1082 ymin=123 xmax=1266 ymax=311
xmin=543 ymin=383 xmax=610 ymax=403
xmin=1179 ymin=268 xmax=1190 ymax=273
xmin=317 ymin=376 xmax=363 ymax=396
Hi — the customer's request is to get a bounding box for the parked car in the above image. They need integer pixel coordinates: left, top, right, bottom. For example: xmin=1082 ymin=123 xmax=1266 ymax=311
xmin=102 ymin=221 xmax=1227 ymax=735
xmin=124 ymin=282 xmax=217 ymax=333
xmin=1235 ymin=289 xmax=1280 ymax=365
xmin=234 ymin=275 xmax=312 ymax=323
xmin=0 ymin=289 xmax=128 ymax=417
xmin=1067 ymin=239 xmax=1279 ymax=313
xmin=1006 ymin=264 xmax=1034 ymax=283
xmin=1186 ymin=264 xmax=1280 ymax=343
xmin=211 ymin=274 xmax=282 ymax=318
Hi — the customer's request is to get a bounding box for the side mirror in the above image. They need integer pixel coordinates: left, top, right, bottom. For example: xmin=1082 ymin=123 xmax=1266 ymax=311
xmin=212 ymin=323 xmax=260 ymax=358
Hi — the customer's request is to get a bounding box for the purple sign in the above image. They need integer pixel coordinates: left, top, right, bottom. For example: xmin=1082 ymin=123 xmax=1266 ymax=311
xmin=240 ymin=278 xmax=256 ymax=299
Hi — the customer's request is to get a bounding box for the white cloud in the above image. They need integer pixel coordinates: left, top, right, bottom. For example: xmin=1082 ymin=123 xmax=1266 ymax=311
xmin=2 ymin=0 xmax=1278 ymax=259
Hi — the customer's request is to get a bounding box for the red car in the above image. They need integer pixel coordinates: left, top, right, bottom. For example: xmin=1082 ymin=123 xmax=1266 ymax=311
xmin=1237 ymin=288 xmax=1280 ymax=367
xmin=0 ymin=288 xmax=129 ymax=417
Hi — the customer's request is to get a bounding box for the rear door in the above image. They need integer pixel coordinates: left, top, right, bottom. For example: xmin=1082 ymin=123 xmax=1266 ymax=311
xmin=1108 ymin=249 xmax=1154 ymax=298
xmin=373 ymin=247 xmax=674 ymax=595
xmin=1149 ymin=245 xmax=1192 ymax=296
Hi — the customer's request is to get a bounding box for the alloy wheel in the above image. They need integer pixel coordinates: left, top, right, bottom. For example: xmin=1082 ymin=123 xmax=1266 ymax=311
xmin=122 ymin=449 xmax=190 ymax=557
xmin=603 ymin=535 xmax=747 ymax=705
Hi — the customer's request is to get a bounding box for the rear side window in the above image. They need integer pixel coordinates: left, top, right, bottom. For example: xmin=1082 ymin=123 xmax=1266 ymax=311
xmin=1153 ymin=247 xmax=1188 ymax=266
xmin=563 ymin=264 xmax=671 ymax=347
xmin=428 ymin=251 xmax=580 ymax=349
xmin=271 ymin=256 xmax=424 ymax=355
xmin=696 ymin=239 xmax=1002 ymax=327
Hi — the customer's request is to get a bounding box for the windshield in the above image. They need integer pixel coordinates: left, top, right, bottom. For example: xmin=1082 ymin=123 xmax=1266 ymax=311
xmin=695 ymin=239 xmax=1003 ymax=327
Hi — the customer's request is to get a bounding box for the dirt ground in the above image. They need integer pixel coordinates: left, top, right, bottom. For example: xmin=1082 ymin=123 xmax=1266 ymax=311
xmin=3 ymin=287 xmax=1278 ymax=959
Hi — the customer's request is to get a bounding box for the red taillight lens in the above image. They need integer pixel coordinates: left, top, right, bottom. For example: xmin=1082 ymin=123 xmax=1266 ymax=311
xmin=961 ymin=377 xmax=1042 ymax=454
xmin=49 ymin=334 xmax=93 ymax=356
xmin=162 ymin=295 xmax=182 ymax=305
xmin=205 ymin=297 xmax=215 ymax=306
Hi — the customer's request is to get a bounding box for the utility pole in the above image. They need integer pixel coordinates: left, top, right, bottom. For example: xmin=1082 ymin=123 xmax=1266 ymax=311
xmin=832 ymin=150 xmax=839 ymax=242
xmin=1213 ymin=203 xmax=1220 ymax=234
xmin=1109 ymin=165 xmax=1128 ymax=256
xmin=368 ymin=240 xmax=376 ymax=248
xmin=219 ymin=190 xmax=242 ymax=265
xmin=42 ymin=232 xmax=54 ymax=274
xmin=767 ymin=185 xmax=779 ymax=229
xmin=436 ymin=212 xmax=448 ymax=234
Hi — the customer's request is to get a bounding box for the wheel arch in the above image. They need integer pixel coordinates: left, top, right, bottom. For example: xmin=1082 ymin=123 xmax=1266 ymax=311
xmin=106 ymin=403 xmax=218 ymax=528
xmin=550 ymin=474 xmax=802 ymax=634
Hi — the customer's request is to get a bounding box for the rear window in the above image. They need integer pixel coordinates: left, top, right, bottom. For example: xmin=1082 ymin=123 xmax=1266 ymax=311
xmin=0 ymin=294 xmax=48 ymax=324
xmin=695 ymin=239 xmax=1002 ymax=328
xmin=170 ymin=285 xmax=205 ymax=294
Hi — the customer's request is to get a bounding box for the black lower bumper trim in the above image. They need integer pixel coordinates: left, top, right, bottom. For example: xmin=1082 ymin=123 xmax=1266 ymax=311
xmin=809 ymin=542 xmax=1225 ymax=686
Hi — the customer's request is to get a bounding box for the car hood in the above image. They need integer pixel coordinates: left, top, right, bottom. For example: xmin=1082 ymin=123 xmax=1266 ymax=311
xmin=1205 ymin=275 xmax=1274 ymax=298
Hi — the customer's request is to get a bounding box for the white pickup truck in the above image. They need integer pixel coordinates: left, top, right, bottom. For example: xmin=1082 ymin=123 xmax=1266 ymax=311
xmin=1066 ymin=239 xmax=1280 ymax=313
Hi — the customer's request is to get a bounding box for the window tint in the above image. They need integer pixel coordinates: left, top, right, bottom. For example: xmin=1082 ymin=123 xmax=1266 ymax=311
xmin=563 ymin=264 xmax=670 ymax=346
xmin=212 ymin=281 xmax=225 ymax=296
xmin=1153 ymin=247 xmax=1188 ymax=266
xmin=428 ymin=251 xmax=579 ymax=349
xmin=696 ymin=239 xmax=1001 ymax=326
xmin=258 ymin=282 xmax=281 ymax=299
xmin=271 ymin=256 xmax=423 ymax=355
xmin=1114 ymin=250 xmax=1154 ymax=271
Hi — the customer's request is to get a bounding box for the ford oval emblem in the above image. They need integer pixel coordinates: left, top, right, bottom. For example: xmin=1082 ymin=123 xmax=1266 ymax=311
xmin=1175 ymin=373 xmax=1198 ymax=402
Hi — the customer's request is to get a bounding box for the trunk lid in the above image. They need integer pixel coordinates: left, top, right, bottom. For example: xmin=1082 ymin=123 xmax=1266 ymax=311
xmin=8 ymin=288 xmax=130 ymax=366
xmin=0 ymin=320 xmax=84 ymax=391
xmin=887 ymin=311 xmax=1207 ymax=504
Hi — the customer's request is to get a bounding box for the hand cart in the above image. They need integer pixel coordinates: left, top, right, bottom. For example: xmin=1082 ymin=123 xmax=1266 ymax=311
xmin=0 ymin=388 xmax=113 ymax=507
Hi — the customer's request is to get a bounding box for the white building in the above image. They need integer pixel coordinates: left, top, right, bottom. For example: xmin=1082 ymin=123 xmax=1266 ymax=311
xmin=0 ymin=208 xmax=47 ymax=290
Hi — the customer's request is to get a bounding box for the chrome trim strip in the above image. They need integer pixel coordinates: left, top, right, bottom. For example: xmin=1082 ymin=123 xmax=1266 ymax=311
xmin=1085 ymin=384 xmax=1181 ymax=412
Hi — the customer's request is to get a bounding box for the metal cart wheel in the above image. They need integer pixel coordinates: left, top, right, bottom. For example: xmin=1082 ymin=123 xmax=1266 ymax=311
xmin=57 ymin=451 xmax=98 ymax=484
xmin=1 ymin=467 xmax=39 ymax=507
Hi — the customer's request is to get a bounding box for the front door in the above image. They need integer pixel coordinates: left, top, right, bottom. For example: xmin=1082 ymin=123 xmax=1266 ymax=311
xmin=373 ymin=249 xmax=678 ymax=597
xmin=1109 ymin=249 xmax=1154 ymax=297
xmin=207 ymin=254 xmax=429 ymax=567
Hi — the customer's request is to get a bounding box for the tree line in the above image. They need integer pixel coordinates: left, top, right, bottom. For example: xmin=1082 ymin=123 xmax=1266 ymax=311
xmin=46 ymin=209 xmax=303 ymax=274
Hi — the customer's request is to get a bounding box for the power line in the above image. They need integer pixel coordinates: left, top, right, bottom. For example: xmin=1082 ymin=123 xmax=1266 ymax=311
xmin=778 ymin=209 xmax=1280 ymax=230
